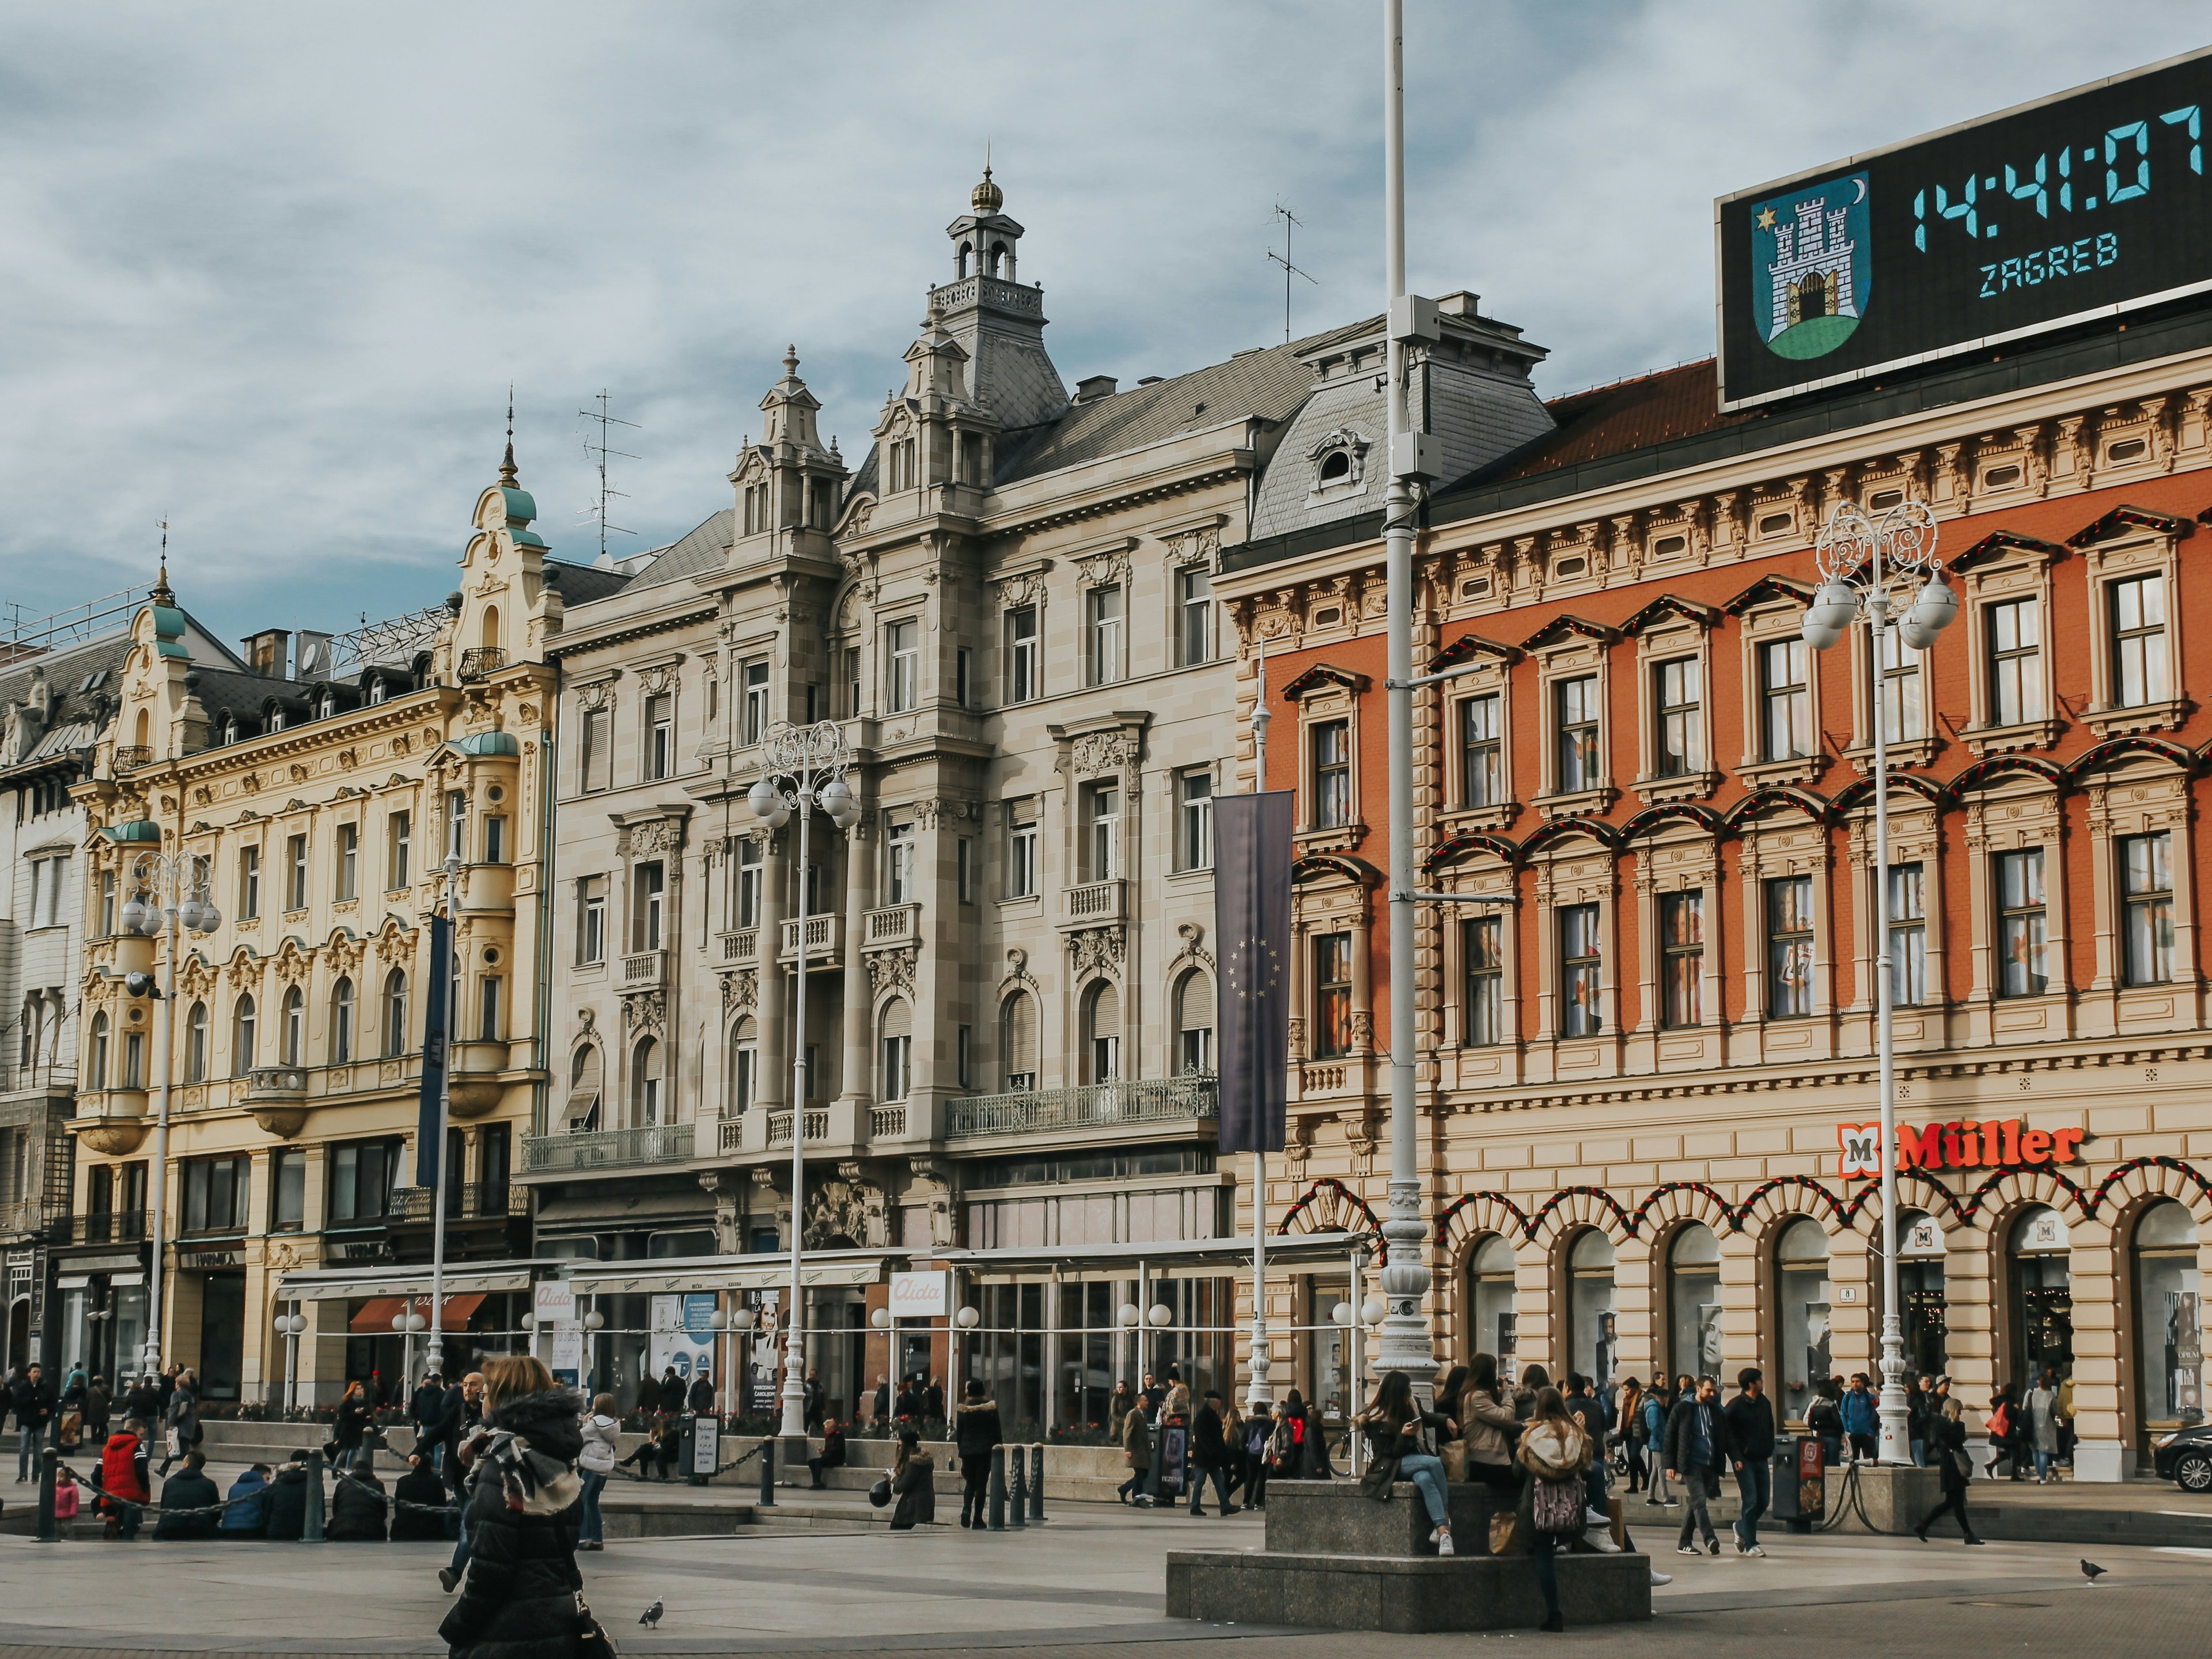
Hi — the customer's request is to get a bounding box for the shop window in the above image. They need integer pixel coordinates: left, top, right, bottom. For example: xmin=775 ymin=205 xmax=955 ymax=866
xmin=1765 ymin=874 xmax=1813 ymax=1018
xmin=1775 ymin=1218 xmax=1833 ymax=1425
xmin=2133 ymin=1199 xmax=2203 ymax=1435
xmin=2123 ymin=832 xmax=2176 ymax=986
xmin=1654 ymin=658 xmax=1702 ymax=777
xmin=1559 ymin=903 xmax=1602 ymax=1036
xmin=1899 ymin=1210 xmax=1949 ymax=1378
xmin=1660 ymin=891 xmax=1704 ymax=1028
xmin=1996 ymin=849 xmax=2048 ymax=997
xmin=1462 ymin=915 xmax=1503 ymax=1045
xmin=1889 ymin=863 xmax=1927 ymax=1006
xmin=1312 ymin=933 xmax=1353 ymax=1057
xmin=1468 ymin=1234 xmax=1517 ymax=1375
xmin=2009 ymin=1204 xmax=2074 ymax=1385
xmin=1566 ymin=1229 xmax=1618 ymax=1393
xmin=1667 ymin=1224 xmax=1723 ymax=1381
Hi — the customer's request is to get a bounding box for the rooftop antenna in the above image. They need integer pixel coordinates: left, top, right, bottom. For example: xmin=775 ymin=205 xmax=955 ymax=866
xmin=1268 ymin=202 xmax=1317 ymax=345
xmin=151 ymin=517 xmax=174 ymax=605
xmin=577 ymin=391 xmax=641 ymax=562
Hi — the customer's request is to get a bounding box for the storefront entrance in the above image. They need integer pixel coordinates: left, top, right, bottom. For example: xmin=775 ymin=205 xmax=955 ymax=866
xmin=2009 ymin=1205 xmax=2074 ymax=1387
xmin=199 ymin=1272 xmax=245 ymax=1401
xmin=1899 ymin=1211 xmax=1948 ymax=1378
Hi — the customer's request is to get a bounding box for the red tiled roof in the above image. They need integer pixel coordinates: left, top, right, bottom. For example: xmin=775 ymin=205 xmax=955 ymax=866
xmin=1484 ymin=359 xmax=1753 ymax=483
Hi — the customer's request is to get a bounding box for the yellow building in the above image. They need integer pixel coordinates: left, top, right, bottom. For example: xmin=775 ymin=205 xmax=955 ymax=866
xmin=60 ymin=449 xmax=581 ymax=1404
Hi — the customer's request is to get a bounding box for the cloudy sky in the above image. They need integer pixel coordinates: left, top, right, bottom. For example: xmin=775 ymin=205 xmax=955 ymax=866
xmin=3 ymin=2 xmax=2206 ymax=649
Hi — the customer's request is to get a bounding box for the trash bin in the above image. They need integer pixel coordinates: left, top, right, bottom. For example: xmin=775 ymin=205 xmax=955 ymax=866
xmin=677 ymin=1414 xmax=719 ymax=1486
xmin=1770 ymin=1435 xmax=1824 ymax=1533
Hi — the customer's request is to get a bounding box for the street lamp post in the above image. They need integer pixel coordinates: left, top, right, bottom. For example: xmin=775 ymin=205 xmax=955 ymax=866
xmin=425 ymin=852 xmax=464 ymax=1384
xmin=119 ymin=849 xmax=222 ymax=1385
xmin=747 ymin=718 xmax=859 ymax=1444
xmin=1800 ymin=498 xmax=1957 ymax=1465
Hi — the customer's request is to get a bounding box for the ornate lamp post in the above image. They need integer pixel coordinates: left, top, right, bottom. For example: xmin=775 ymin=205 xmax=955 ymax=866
xmin=118 ymin=849 xmax=222 ymax=1384
xmin=1800 ymin=498 xmax=1958 ymax=1464
xmin=747 ymin=719 xmax=859 ymax=1442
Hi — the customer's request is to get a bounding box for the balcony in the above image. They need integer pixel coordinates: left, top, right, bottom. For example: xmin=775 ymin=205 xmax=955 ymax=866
xmin=458 ymin=646 xmax=508 ymax=684
xmin=766 ymin=1108 xmax=830 ymax=1146
xmin=618 ymin=949 xmax=667 ymax=993
xmin=244 ymin=1065 xmax=309 ymax=1100
xmin=521 ymin=1121 xmax=695 ymax=1173
xmin=61 ymin=1210 xmax=150 ymax=1247
xmin=111 ymin=745 xmax=153 ymax=773
xmin=1063 ymin=879 xmax=1127 ymax=927
xmin=388 ymin=1182 xmax=530 ymax=1224
xmin=946 ymin=1074 xmax=1217 ymax=1141
xmin=778 ymin=912 xmax=844 ymax=965
xmin=869 ymin=1103 xmax=908 ymax=1139
xmin=717 ymin=929 xmax=759 ymax=963
xmin=863 ymin=904 xmax=919 ymax=948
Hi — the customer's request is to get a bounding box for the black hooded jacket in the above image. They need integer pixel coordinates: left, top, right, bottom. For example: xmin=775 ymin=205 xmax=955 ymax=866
xmin=437 ymin=1389 xmax=585 ymax=1659
xmin=954 ymin=1399 xmax=1003 ymax=1465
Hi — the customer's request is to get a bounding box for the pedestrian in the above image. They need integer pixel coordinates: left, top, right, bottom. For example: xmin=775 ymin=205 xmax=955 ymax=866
xmin=1188 ymin=1389 xmax=1238 ymax=1516
xmin=1270 ymin=1388 xmax=1306 ymax=1479
xmin=870 ymin=1373 xmax=891 ymax=1426
xmin=365 ymin=1368 xmax=386 ymax=1411
xmin=435 ymin=1354 xmax=586 ymax=1659
xmin=1916 ymin=1397 xmax=1984 ymax=1546
xmin=1120 ymin=1393 xmax=1154 ymax=1506
xmin=2025 ymin=1369 xmax=2063 ymax=1483
xmin=59 ymin=1363 xmax=86 ymax=1453
xmin=656 ymin=1366 xmax=685 ymax=1418
xmin=152 ymin=1449 xmax=222 ymax=1539
xmin=2056 ymin=1372 xmax=2078 ymax=1469
xmin=86 ymin=1375 xmax=112 ymax=1446
xmin=888 ymin=1427 xmax=936 ymax=1531
xmin=1839 ymin=1372 xmax=1878 ymax=1463
xmin=1238 ymin=1403 xmax=1274 ymax=1509
xmin=686 ymin=1370 xmax=716 ymax=1418
xmin=1518 ymin=1385 xmax=1598 ymax=1632
xmin=159 ymin=1370 xmax=200 ymax=1477
xmin=94 ymin=1415 xmax=151 ymax=1541
xmin=1355 ymin=1370 xmax=1456 ymax=1554
xmin=221 ymin=1463 xmax=272 ymax=1538
xmin=1723 ymin=1368 xmax=1775 ymax=1557
xmin=1807 ymin=1378 xmax=1845 ymax=1471
xmin=1108 ymin=1380 xmax=1135 ymax=1439
xmin=444 ymin=1374 xmax=486 ymax=1502
xmin=408 ymin=1372 xmax=450 ymax=1467
xmin=123 ymin=1372 xmax=161 ymax=1429
xmin=1665 ymin=1376 xmax=1729 ymax=1556
xmin=11 ymin=1363 xmax=54 ymax=1483
xmin=808 ymin=1416 xmax=847 ymax=1490
xmin=1619 ymin=1377 xmax=1647 ymax=1495
xmin=1513 ymin=1363 xmax=1552 ymax=1421
xmin=264 ymin=1450 xmax=312 ymax=1541
xmin=1983 ymin=1385 xmax=2016 ymax=1479
xmin=1140 ymin=1371 xmax=1165 ymax=1416
xmin=329 ymin=1378 xmax=373 ymax=1467
xmin=1303 ymin=1394 xmax=1339 ymax=1479
xmin=575 ymin=1391 xmax=619 ymax=1551
xmin=1906 ymin=1374 xmax=1932 ymax=1467
xmin=1641 ymin=1380 xmax=1674 ymax=1506
xmin=1563 ymin=1373 xmax=1615 ymax=1531
xmin=923 ymin=1375 xmax=946 ymax=1423
xmin=895 ymin=1374 xmax=923 ymax=1422
xmin=327 ymin=1451 xmax=390 ymax=1541
xmin=613 ymin=1418 xmax=674 ymax=1480
xmin=954 ymin=1380 xmax=1002 ymax=1528
xmin=393 ymin=1453 xmax=452 ymax=1542
xmin=801 ymin=1367 xmax=824 ymax=1431
xmin=1450 ymin=1352 xmax=1522 ymax=1493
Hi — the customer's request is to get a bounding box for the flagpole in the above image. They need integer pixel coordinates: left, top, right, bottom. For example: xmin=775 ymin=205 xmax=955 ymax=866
xmin=1246 ymin=637 xmax=1273 ymax=1415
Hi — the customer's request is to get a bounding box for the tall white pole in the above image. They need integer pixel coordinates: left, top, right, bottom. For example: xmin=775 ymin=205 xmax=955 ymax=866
xmin=1376 ymin=0 xmax=1432 ymax=1391
xmin=426 ymin=854 xmax=460 ymax=1382
xmin=1247 ymin=643 xmax=1274 ymax=1414
xmin=781 ymin=791 xmax=812 ymax=1441
xmin=1869 ymin=555 xmax=1909 ymax=1464
xmin=141 ymin=901 xmax=177 ymax=1384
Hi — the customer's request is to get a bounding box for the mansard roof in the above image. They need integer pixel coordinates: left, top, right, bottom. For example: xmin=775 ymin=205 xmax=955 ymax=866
xmin=621 ymin=509 xmax=736 ymax=596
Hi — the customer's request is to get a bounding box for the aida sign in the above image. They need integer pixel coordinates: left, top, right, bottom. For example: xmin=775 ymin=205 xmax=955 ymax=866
xmin=1836 ymin=1119 xmax=2086 ymax=1178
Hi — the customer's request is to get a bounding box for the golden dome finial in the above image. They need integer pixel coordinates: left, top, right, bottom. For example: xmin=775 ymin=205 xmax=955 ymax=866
xmin=971 ymin=141 xmax=1002 ymax=214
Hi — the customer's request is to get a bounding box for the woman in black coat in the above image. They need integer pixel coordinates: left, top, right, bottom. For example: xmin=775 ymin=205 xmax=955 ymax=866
xmin=330 ymin=1380 xmax=374 ymax=1466
xmin=888 ymin=1429 xmax=937 ymax=1531
xmin=953 ymin=1381 xmax=1003 ymax=1529
xmin=327 ymin=1453 xmax=390 ymax=1541
xmin=438 ymin=1357 xmax=585 ymax=1659
xmin=1916 ymin=1398 xmax=1983 ymax=1546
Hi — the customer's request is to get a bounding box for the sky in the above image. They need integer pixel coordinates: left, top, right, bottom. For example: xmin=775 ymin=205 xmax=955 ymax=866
xmin=3 ymin=2 xmax=2207 ymax=650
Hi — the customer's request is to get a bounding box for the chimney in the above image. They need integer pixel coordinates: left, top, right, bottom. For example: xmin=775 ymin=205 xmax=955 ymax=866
xmin=243 ymin=629 xmax=291 ymax=678
xmin=1073 ymin=374 xmax=1118 ymax=404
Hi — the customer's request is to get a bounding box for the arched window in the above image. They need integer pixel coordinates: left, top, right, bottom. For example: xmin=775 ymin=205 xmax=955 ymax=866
xmin=383 ymin=968 xmax=407 ymax=1056
xmin=184 ymin=1000 xmax=209 ymax=1084
xmin=1566 ymin=1229 xmax=1618 ymax=1392
xmin=222 ymin=716 xmax=239 ymax=744
xmin=367 ymin=677 xmax=388 ymax=706
xmin=1468 ymin=1233 xmax=1516 ymax=1366
xmin=728 ymin=1016 xmax=758 ymax=1112
xmin=2133 ymin=1199 xmax=2202 ymax=1439
xmin=1775 ymin=1218 xmax=1833 ymax=1422
xmin=233 ymin=993 xmax=257 ymax=1074
xmin=480 ymin=605 xmax=501 ymax=652
xmin=1174 ymin=970 xmax=1215 ymax=1074
xmin=1083 ymin=981 xmax=1121 ymax=1084
xmin=132 ymin=707 xmax=150 ymax=749
xmin=1666 ymin=1222 xmax=1722 ymax=1381
xmin=1001 ymin=991 xmax=1038 ymax=1091
xmin=956 ymin=240 xmax=972 ymax=279
xmin=1899 ymin=1209 xmax=1949 ymax=1377
xmin=87 ymin=1011 xmax=108 ymax=1090
xmin=631 ymin=1036 xmax=662 ymax=1125
xmin=880 ymin=999 xmax=912 ymax=1101
xmin=986 ymin=240 xmax=1006 ymax=278
xmin=565 ymin=1044 xmax=602 ymax=1131
xmin=2009 ymin=1205 xmax=2074 ymax=1386
xmin=281 ymin=986 xmax=305 ymax=1066
xmin=1319 ymin=449 xmax=1351 ymax=483
xmin=330 ymin=976 xmax=354 ymax=1064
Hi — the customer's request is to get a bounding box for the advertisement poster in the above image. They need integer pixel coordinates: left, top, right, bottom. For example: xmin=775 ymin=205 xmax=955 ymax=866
xmin=746 ymin=1290 xmax=782 ymax=1415
xmin=649 ymin=1293 xmax=717 ymax=1388
xmin=550 ymin=1322 xmax=584 ymax=1389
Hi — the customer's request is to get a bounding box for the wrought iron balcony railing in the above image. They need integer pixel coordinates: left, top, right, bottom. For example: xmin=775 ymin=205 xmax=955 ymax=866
xmin=521 ymin=1121 xmax=695 ymax=1173
xmin=945 ymin=1074 xmax=1217 ymax=1140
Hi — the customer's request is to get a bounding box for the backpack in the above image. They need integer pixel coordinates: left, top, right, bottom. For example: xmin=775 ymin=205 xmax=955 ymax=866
xmin=1531 ymin=1475 xmax=1584 ymax=1536
xmin=1245 ymin=1421 xmax=1273 ymax=1461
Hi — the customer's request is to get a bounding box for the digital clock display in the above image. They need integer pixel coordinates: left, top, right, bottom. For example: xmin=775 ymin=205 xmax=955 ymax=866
xmin=1717 ymin=48 xmax=2212 ymax=411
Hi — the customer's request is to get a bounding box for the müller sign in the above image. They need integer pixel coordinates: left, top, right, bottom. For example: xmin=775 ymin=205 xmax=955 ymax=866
xmin=1836 ymin=1118 xmax=2087 ymax=1178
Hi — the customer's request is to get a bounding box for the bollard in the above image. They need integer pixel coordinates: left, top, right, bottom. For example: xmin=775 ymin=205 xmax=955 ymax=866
xmin=36 ymin=1445 xmax=57 ymax=1544
xmin=759 ymin=1437 xmax=775 ymax=1507
xmin=1029 ymin=1444 xmax=1046 ymax=1522
xmin=302 ymin=1449 xmax=327 ymax=1542
xmin=1007 ymin=1442 xmax=1027 ymax=1529
xmin=986 ymin=1444 xmax=1007 ymax=1531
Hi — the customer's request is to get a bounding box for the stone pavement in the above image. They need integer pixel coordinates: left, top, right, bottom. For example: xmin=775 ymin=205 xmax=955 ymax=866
xmin=0 ymin=1485 xmax=2204 ymax=1656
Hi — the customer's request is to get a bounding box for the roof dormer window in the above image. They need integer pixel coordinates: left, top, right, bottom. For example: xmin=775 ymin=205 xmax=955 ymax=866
xmin=319 ymin=693 xmax=336 ymax=720
xmin=267 ymin=708 xmax=285 ymax=733
xmin=222 ymin=718 xmax=238 ymax=745
xmin=1306 ymin=427 xmax=1369 ymax=504
xmin=368 ymin=678 xmax=388 ymax=706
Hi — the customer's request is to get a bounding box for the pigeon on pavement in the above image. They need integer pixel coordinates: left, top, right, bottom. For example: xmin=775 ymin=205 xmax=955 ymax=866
xmin=2081 ymin=1560 xmax=2109 ymax=1585
xmin=640 ymin=1599 xmax=665 ymax=1626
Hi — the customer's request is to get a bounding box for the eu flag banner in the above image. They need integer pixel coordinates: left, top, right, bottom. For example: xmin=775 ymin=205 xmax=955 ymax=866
xmin=1214 ymin=790 xmax=1293 ymax=1156
xmin=416 ymin=914 xmax=452 ymax=1189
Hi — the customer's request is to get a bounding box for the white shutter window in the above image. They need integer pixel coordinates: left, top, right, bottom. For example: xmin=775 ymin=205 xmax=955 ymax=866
xmin=881 ymin=999 xmax=912 ymax=1040
xmin=1004 ymin=993 xmax=1039 ymax=1087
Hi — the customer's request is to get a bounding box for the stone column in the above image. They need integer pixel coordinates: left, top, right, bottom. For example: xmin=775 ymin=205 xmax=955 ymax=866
xmin=755 ymin=834 xmax=787 ymax=1112
xmin=836 ymin=817 xmax=874 ymax=1107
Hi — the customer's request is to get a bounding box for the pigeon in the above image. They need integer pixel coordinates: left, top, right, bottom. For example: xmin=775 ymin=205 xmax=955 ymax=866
xmin=639 ymin=1599 xmax=664 ymax=1627
xmin=2081 ymin=1560 xmax=2108 ymax=1585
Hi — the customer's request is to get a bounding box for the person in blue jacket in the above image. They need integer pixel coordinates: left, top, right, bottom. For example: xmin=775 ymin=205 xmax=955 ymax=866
xmin=1839 ymin=1374 xmax=1880 ymax=1462
xmin=221 ymin=1463 xmax=273 ymax=1537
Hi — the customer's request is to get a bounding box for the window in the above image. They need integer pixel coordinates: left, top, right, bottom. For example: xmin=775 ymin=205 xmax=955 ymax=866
xmin=479 ymin=975 xmax=503 ymax=1041
xmin=1660 ymin=891 xmax=1703 ymax=1027
xmin=1878 ymin=626 xmax=1921 ymax=743
xmin=2123 ymin=831 xmax=2175 ymax=986
xmin=1766 ymin=875 xmax=1814 ymax=1017
xmin=483 ymin=815 xmax=507 ymax=865
xmin=383 ymin=969 xmax=407 ymax=1056
xmin=632 ymin=862 xmax=665 ymax=952
xmin=1006 ymin=607 xmax=1039 ymax=703
xmin=842 ymin=645 xmax=862 ymax=718
xmin=328 ymin=1139 xmax=400 ymax=1226
xmin=1559 ymin=902 xmax=1602 ymax=1036
xmin=887 ymin=820 xmax=916 ymax=904
xmin=281 ymin=986 xmax=305 ymax=1066
xmin=271 ymin=1149 xmax=305 ymax=1232
xmin=1889 ymin=863 xmax=1927 ymax=1006
xmin=387 ymin=812 xmax=411 ymax=890
xmin=646 ymin=694 xmax=673 ymax=780
xmin=1654 ymin=660 xmax=1701 ymax=777
xmin=740 ymin=660 xmax=770 ymax=745
xmin=1085 ymin=783 xmax=1121 ymax=881
xmin=25 ymin=854 xmax=70 ymax=929
xmin=1459 ymin=695 xmax=1503 ymax=805
xmin=285 ymin=834 xmax=308 ymax=911
xmin=728 ymin=1017 xmax=757 ymax=1112
xmin=956 ymin=1023 xmax=972 ymax=1089
xmin=184 ymin=1000 xmax=209 ymax=1082
xmin=1760 ymin=638 xmax=1810 ymax=760
xmin=1988 ymin=597 xmax=2044 ymax=725
xmin=1177 ymin=567 xmax=1214 ymax=665
xmin=958 ymin=431 xmax=985 ymax=486
xmin=581 ymin=704 xmax=612 ymax=791
xmin=87 ymin=1012 xmax=107 ymax=1090
xmin=1175 ymin=970 xmax=1215 ymax=1073
xmin=735 ymin=842 xmax=761 ymax=929
xmin=957 ymin=838 xmax=975 ymax=904
xmin=331 ymin=978 xmax=354 ymax=1063
xmin=238 ymin=846 xmax=260 ymax=920
xmin=1002 ymin=992 xmax=1039 ymax=1090
xmin=1556 ymin=676 xmax=1599 ymax=793
xmin=445 ymin=790 xmax=467 ymax=860
xmin=123 ymin=1028 xmax=143 ymax=1089
xmin=334 ymin=823 xmax=358 ymax=900
xmin=1313 ymin=932 xmax=1353 ymax=1057
xmin=880 ymin=1000 xmax=912 ymax=1100
xmin=887 ymin=620 xmax=919 ymax=713
xmin=2132 ymin=1199 xmax=2201 ymax=1430
xmin=1462 ymin=915 xmax=1503 ymax=1046
xmin=1007 ymin=800 xmax=1039 ymax=899
xmin=99 ymin=869 xmax=116 ymax=937
xmin=1082 ymin=982 xmax=1120 ymax=1082
xmin=1179 ymin=770 xmax=1214 ymax=870
xmin=955 ymin=647 xmax=972 ymax=709
xmin=631 ymin=1036 xmax=663 ymax=1124
xmin=233 ymin=994 xmax=257 ymax=1074
xmin=2112 ymin=574 xmax=2169 ymax=708
xmin=1312 ymin=720 xmax=1351 ymax=828
xmin=1997 ymin=848 xmax=2048 ymax=997
xmin=1088 ymin=586 xmax=1123 ymax=685
xmin=181 ymin=1156 xmax=249 ymax=1234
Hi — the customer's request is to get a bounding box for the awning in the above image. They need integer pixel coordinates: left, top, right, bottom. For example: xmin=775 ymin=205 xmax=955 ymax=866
xmin=564 ymin=1248 xmax=907 ymax=1297
xmin=932 ymin=1231 xmax=1367 ymax=1272
xmin=346 ymin=1293 xmax=486 ymax=1334
xmin=279 ymin=1261 xmax=558 ymax=1303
